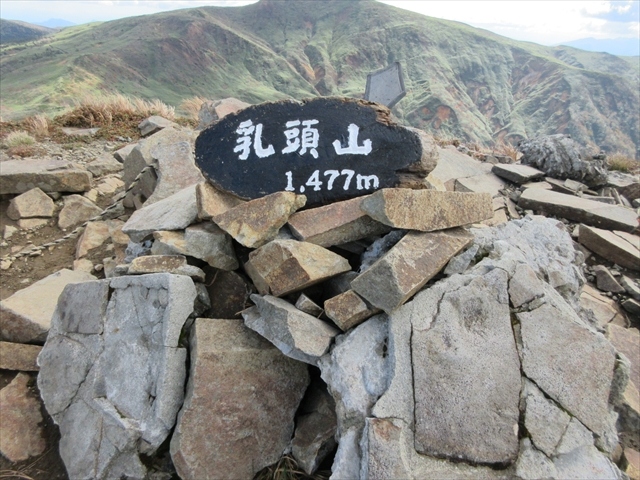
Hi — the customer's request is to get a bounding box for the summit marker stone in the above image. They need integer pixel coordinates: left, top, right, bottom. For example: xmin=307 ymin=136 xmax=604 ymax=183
xmin=195 ymin=97 xmax=435 ymax=205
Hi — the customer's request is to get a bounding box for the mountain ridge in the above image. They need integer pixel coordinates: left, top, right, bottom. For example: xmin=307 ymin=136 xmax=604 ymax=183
xmin=1 ymin=0 xmax=638 ymax=157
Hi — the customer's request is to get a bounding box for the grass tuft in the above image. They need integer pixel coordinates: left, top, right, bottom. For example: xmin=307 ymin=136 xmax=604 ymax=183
xmin=23 ymin=114 xmax=50 ymax=138
xmin=179 ymin=96 xmax=209 ymax=121
xmin=606 ymin=153 xmax=638 ymax=173
xmin=2 ymin=130 xmax=36 ymax=148
xmin=56 ymin=93 xmax=175 ymax=129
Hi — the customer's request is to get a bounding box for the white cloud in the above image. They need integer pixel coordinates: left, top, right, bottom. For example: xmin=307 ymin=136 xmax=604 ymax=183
xmin=378 ymin=0 xmax=639 ymax=44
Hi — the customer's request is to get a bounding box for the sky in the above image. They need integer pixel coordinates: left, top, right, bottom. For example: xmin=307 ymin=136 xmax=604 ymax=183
xmin=1 ymin=0 xmax=639 ymax=52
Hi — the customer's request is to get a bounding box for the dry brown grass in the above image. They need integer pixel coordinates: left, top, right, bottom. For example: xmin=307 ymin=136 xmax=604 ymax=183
xmin=2 ymin=130 xmax=35 ymax=148
xmin=254 ymin=456 xmax=329 ymax=480
xmin=23 ymin=115 xmax=50 ymax=138
xmin=179 ymin=96 xmax=208 ymax=121
xmin=492 ymin=141 xmax=520 ymax=162
xmin=607 ymin=153 xmax=638 ymax=173
xmin=432 ymin=135 xmax=460 ymax=148
xmin=56 ymin=93 xmax=175 ymax=128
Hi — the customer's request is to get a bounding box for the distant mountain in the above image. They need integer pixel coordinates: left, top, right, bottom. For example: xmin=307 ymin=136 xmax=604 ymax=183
xmin=560 ymin=37 xmax=640 ymax=57
xmin=1 ymin=0 xmax=638 ymax=158
xmin=0 ymin=19 xmax=55 ymax=44
xmin=35 ymin=18 xmax=76 ymax=29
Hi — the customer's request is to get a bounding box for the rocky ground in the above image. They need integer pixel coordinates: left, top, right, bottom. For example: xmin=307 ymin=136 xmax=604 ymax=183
xmin=0 ymin=105 xmax=639 ymax=479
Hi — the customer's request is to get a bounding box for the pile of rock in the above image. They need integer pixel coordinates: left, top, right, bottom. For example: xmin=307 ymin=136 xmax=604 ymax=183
xmin=1 ymin=108 xmax=639 ymax=479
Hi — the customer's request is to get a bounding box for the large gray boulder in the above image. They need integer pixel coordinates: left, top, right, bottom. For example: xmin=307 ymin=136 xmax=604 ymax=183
xmin=518 ymin=134 xmax=608 ymax=188
xmin=37 ymin=274 xmax=196 ymax=480
xmin=328 ymin=216 xmax=623 ymax=478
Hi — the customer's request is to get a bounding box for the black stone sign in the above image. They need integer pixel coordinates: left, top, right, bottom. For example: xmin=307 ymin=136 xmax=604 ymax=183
xmin=195 ymin=97 xmax=423 ymax=206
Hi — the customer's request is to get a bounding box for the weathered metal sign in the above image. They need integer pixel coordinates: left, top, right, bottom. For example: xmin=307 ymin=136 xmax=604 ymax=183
xmin=195 ymin=97 xmax=423 ymax=205
xmin=365 ymin=62 xmax=406 ymax=108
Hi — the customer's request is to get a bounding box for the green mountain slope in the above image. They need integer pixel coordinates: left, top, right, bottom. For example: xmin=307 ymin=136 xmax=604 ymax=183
xmin=1 ymin=0 xmax=638 ymax=157
xmin=0 ymin=19 xmax=55 ymax=45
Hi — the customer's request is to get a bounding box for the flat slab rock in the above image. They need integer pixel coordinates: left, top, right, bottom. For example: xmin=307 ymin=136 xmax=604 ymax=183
xmin=213 ymin=191 xmax=306 ymax=248
xmin=578 ymin=224 xmax=639 ymax=271
xmin=0 ymin=269 xmax=96 ymax=344
xmin=519 ymin=188 xmax=638 ymax=232
xmin=0 ymin=341 xmax=41 ymax=371
xmin=492 ymin=163 xmax=545 ymax=184
xmin=122 ymin=185 xmax=198 ymax=242
xmin=351 ymin=228 xmax=473 ymax=313
xmin=244 ymin=239 xmax=351 ymax=297
xmin=171 ymin=318 xmax=309 ymax=480
xmin=0 ymin=159 xmax=92 ymax=194
xmin=360 ymin=188 xmax=493 ymax=231
xmin=243 ymin=294 xmax=339 ymax=365
xmin=195 ymin=97 xmax=436 ymax=205
xmin=288 ymin=194 xmax=390 ymax=247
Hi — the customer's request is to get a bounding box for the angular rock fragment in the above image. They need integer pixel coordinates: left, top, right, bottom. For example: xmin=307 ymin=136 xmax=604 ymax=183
xmin=244 ymin=240 xmax=351 ymax=297
xmin=38 ymin=274 xmax=196 ymax=480
xmin=75 ymin=221 xmax=111 ymax=259
xmin=426 ymin=146 xmax=493 ymax=191
xmin=351 ymin=228 xmax=473 ymax=313
xmin=0 ymin=158 xmax=92 ymax=194
xmin=455 ymin=173 xmax=507 ymax=197
xmin=607 ymin=325 xmax=639 ymax=401
xmin=243 ymin=295 xmax=339 ymax=365
xmin=213 ymin=191 xmax=306 ymax=248
xmin=608 ymin=171 xmax=640 ymax=201
xmin=138 ymin=115 xmax=178 ymax=137
xmin=113 ymin=144 xmax=135 ymax=162
xmin=291 ymin=380 xmax=337 ymax=475
xmin=204 ymin=270 xmax=251 ymax=319
xmin=517 ymin=302 xmax=617 ymax=437
xmin=86 ymin=153 xmax=123 ymax=177
xmin=195 ymin=182 xmax=245 ymax=220
xmin=288 ymin=195 xmax=390 ymax=247
xmin=58 ymin=194 xmax=102 ymax=229
xmin=593 ymin=265 xmax=625 ymax=293
xmin=170 ymin=318 xmax=308 ymax=480
xmin=0 ymin=341 xmax=42 ymax=371
xmin=0 ymin=373 xmax=46 ymax=462
xmin=324 ymin=290 xmax=380 ymax=331
xmin=128 ymin=255 xmax=205 ymax=281
xmin=144 ymin=141 xmax=205 ymax=205
xmin=123 ymin=127 xmax=196 ymax=206
xmin=621 ymin=275 xmax=640 ymax=302
xmin=197 ymin=97 xmax=251 ymax=129
xmin=318 ymin=315 xmax=389 ymax=478
xmin=580 ymin=284 xmax=628 ymax=327
xmin=579 ymin=224 xmax=639 ymax=270
xmin=0 ymin=269 xmax=96 ymax=344
xmin=7 ymin=187 xmax=54 ymax=220
xmin=361 ymin=188 xmax=493 ymax=231
xmin=152 ymin=222 xmax=238 ymax=270
xmin=413 ymin=268 xmax=520 ymax=464
xmin=622 ymin=298 xmax=640 ymax=317
xmin=295 ymin=294 xmax=323 ymax=317
xmin=519 ymin=189 xmax=638 ymax=232
xmin=492 ymin=163 xmax=545 ymax=184
xmin=122 ymin=185 xmax=198 ymax=242
xmin=519 ymin=134 xmax=608 ymax=188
